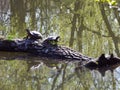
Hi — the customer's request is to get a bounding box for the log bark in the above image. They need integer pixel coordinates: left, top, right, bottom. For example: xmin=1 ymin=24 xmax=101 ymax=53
xmin=0 ymin=39 xmax=92 ymax=62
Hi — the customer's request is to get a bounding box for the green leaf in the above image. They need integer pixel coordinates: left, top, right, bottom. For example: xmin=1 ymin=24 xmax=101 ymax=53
xmin=110 ymin=1 xmax=117 ymax=5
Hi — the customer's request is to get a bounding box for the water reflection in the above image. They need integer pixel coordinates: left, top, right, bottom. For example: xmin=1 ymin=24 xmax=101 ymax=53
xmin=0 ymin=52 xmax=120 ymax=89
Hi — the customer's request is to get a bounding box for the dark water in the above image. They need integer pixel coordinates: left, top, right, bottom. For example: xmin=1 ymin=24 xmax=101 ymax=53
xmin=0 ymin=0 xmax=120 ymax=90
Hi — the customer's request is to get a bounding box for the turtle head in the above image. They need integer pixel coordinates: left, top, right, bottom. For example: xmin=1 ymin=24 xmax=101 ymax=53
xmin=52 ymin=36 xmax=60 ymax=45
xmin=55 ymin=36 xmax=60 ymax=42
xmin=26 ymin=29 xmax=30 ymax=33
xmin=26 ymin=29 xmax=29 ymax=31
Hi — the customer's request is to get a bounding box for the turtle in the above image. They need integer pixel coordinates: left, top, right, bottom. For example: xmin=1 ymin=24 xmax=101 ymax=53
xmin=25 ymin=29 xmax=43 ymax=40
xmin=42 ymin=36 xmax=60 ymax=46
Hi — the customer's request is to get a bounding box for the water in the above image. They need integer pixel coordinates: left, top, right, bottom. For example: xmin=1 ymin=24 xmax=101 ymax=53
xmin=0 ymin=0 xmax=120 ymax=90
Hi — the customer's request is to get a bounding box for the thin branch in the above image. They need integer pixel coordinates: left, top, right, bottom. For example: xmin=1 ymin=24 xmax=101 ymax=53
xmin=84 ymin=26 xmax=111 ymax=37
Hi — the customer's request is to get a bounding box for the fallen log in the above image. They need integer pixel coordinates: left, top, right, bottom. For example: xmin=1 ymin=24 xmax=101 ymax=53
xmin=0 ymin=39 xmax=93 ymax=61
xmin=0 ymin=38 xmax=120 ymax=71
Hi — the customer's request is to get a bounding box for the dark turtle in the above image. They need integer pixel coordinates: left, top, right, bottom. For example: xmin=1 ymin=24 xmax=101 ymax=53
xmin=26 ymin=29 xmax=43 ymax=40
xmin=42 ymin=36 xmax=60 ymax=46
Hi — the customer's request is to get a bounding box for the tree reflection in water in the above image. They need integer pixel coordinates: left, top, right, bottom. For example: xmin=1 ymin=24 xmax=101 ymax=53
xmin=0 ymin=51 xmax=120 ymax=89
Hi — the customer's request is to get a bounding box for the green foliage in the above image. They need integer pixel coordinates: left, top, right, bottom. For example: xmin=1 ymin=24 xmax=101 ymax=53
xmin=7 ymin=35 xmax=16 ymax=40
xmin=95 ymin=0 xmax=117 ymax=5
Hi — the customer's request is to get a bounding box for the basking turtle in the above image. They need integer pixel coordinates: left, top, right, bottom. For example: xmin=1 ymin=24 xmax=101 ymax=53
xmin=42 ymin=36 xmax=60 ymax=46
xmin=26 ymin=29 xmax=43 ymax=40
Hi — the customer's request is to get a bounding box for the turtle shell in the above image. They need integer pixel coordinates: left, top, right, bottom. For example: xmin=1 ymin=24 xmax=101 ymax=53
xmin=30 ymin=31 xmax=42 ymax=38
xmin=42 ymin=36 xmax=60 ymax=46
xmin=45 ymin=36 xmax=60 ymax=41
xmin=46 ymin=36 xmax=58 ymax=40
xmin=26 ymin=29 xmax=43 ymax=39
